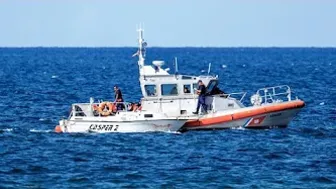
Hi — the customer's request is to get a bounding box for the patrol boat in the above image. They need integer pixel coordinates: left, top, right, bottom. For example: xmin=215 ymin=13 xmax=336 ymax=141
xmin=55 ymin=26 xmax=305 ymax=133
xmin=54 ymin=28 xmax=191 ymax=133
xmin=55 ymin=106 xmax=187 ymax=133
xmin=126 ymin=27 xmax=305 ymax=131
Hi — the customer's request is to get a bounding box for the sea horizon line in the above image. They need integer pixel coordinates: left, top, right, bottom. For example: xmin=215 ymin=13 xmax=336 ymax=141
xmin=0 ymin=46 xmax=336 ymax=49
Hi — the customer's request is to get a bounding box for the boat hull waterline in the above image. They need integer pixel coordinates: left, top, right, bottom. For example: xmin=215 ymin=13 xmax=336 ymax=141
xmin=183 ymin=100 xmax=305 ymax=130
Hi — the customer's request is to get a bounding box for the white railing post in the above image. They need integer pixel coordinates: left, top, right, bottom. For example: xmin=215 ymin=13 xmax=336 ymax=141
xmin=212 ymin=97 xmax=216 ymax=113
xmin=287 ymin=87 xmax=292 ymax=101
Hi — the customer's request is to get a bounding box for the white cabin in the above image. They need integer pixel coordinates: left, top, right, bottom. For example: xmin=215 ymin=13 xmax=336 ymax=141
xmin=134 ymin=27 xmax=245 ymax=117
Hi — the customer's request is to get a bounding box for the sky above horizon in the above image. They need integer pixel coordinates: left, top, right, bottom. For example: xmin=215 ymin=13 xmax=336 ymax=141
xmin=1 ymin=0 xmax=336 ymax=47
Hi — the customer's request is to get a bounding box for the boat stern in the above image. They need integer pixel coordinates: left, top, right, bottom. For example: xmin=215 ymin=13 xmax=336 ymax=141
xmin=54 ymin=119 xmax=68 ymax=133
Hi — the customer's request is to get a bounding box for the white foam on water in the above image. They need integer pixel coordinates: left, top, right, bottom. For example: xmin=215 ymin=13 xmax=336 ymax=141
xmin=39 ymin=118 xmax=46 ymax=121
xmin=30 ymin=129 xmax=53 ymax=133
xmin=231 ymin=126 xmax=246 ymax=130
xmin=0 ymin=128 xmax=13 ymax=132
xmin=165 ymin=131 xmax=182 ymax=134
xmin=51 ymin=75 xmax=58 ymax=78
xmin=319 ymin=102 xmax=325 ymax=105
xmin=222 ymin=64 xmax=227 ymax=68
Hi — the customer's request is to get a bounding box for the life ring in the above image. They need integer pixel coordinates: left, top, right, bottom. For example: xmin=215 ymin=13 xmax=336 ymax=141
xmin=97 ymin=102 xmax=115 ymax=116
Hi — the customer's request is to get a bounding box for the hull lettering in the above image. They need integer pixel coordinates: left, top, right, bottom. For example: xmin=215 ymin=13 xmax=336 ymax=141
xmin=89 ymin=124 xmax=119 ymax=132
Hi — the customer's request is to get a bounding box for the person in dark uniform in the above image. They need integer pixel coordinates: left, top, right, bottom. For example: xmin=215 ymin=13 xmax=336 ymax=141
xmin=193 ymin=80 xmax=207 ymax=114
xmin=114 ymin=85 xmax=124 ymax=110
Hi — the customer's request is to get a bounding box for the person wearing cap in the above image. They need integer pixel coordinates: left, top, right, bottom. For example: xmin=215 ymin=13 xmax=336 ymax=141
xmin=193 ymin=80 xmax=207 ymax=114
xmin=114 ymin=85 xmax=124 ymax=110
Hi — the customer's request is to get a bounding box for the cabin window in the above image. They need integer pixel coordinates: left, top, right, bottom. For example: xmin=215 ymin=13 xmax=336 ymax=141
xmin=192 ymin=83 xmax=198 ymax=94
xmin=183 ymin=84 xmax=191 ymax=94
xmin=145 ymin=85 xmax=157 ymax=96
xmin=182 ymin=76 xmax=192 ymax=80
xmin=161 ymin=84 xmax=178 ymax=96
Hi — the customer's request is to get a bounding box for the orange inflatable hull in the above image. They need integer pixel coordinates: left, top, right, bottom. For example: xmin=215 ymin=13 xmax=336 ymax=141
xmin=184 ymin=100 xmax=305 ymax=128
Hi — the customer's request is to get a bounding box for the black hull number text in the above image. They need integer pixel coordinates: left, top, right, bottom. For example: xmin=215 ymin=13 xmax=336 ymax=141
xmin=89 ymin=124 xmax=119 ymax=132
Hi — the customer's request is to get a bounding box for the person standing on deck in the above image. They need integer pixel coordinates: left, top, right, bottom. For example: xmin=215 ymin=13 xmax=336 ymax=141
xmin=114 ymin=85 xmax=124 ymax=110
xmin=193 ymin=80 xmax=207 ymax=114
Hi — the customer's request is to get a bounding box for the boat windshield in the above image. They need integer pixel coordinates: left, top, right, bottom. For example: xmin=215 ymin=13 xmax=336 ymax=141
xmin=207 ymin=80 xmax=218 ymax=92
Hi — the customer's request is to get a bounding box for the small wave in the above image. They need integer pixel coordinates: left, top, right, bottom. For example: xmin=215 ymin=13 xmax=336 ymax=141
xmin=9 ymin=168 xmax=25 ymax=174
xmin=51 ymin=75 xmax=58 ymax=78
xmin=230 ymin=126 xmax=246 ymax=130
xmin=72 ymin=157 xmax=89 ymax=162
xmin=319 ymin=102 xmax=325 ymax=105
xmin=0 ymin=128 xmax=13 ymax=133
xmin=29 ymin=129 xmax=53 ymax=133
xmin=316 ymin=176 xmax=335 ymax=184
xmin=166 ymin=131 xmax=182 ymax=134
xmin=38 ymin=118 xmax=54 ymax=124
xmin=68 ymin=177 xmax=90 ymax=183
xmin=221 ymin=64 xmax=227 ymax=68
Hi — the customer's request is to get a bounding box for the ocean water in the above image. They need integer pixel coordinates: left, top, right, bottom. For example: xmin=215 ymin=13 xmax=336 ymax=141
xmin=0 ymin=47 xmax=335 ymax=188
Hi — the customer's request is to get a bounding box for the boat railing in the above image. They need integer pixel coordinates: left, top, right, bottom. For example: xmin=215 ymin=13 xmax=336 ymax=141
xmin=70 ymin=101 xmax=139 ymax=117
xmin=226 ymin=92 xmax=247 ymax=102
xmin=256 ymin=85 xmax=292 ymax=104
xmin=212 ymin=92 xmax=247 ymax=102
xmin=209 ymin=92 xmax=246 ymax=113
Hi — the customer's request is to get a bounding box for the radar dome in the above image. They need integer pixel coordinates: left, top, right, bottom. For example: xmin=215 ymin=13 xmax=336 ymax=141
xmin=152 ymin=61 xmax=165 ymax=67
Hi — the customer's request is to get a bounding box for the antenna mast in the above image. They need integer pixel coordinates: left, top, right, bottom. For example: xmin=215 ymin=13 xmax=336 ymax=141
xmin=174 ymin=57 xmax=178 ymax=74
xmin=136 ymin=23 xmax=146 ymax=67
xmin=208 ymin=63 xmax=212 ymax=75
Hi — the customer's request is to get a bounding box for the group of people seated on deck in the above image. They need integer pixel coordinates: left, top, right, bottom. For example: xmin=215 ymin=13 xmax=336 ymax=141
xmin=93 ymin=85 xmax=141 ymax=116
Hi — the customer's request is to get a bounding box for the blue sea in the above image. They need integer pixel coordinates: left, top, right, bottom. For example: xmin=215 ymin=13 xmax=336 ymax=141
xmin=0 ymin=47 xmax=335 ymax=188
